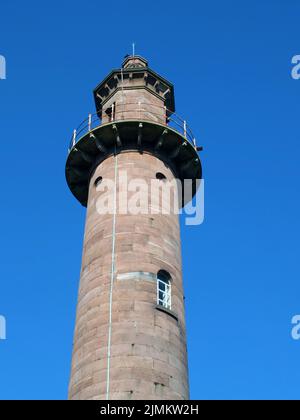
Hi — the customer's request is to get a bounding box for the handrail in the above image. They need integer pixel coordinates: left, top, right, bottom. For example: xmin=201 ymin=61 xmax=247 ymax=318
xmin=68 ymin=102 xmax=197 ymax=152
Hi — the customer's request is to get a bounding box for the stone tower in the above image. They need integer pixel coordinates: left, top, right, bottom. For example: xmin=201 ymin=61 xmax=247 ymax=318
xmin=66 ymin=55 xmax=202 ymax=400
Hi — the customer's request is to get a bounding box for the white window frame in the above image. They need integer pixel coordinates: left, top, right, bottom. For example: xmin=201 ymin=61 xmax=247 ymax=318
xmin=157 ymin=275 xmax=171 ymax=310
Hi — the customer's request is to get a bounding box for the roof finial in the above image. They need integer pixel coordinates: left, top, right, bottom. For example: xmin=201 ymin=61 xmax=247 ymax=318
xmin=132 ymin=42 xmax=135 ymax=57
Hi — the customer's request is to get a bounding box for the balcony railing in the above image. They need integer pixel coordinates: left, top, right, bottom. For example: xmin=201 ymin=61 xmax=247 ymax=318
xmin=68 ymin=102 xmax=197 ymax=153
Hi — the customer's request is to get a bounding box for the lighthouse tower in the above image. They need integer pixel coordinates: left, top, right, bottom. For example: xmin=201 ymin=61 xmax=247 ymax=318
xmin=66 ymin=55 xmax=202 ymax=400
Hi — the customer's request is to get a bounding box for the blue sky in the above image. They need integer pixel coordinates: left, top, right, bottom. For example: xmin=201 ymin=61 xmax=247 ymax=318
xmin=0 ymin=0 xmax=300 ymax=400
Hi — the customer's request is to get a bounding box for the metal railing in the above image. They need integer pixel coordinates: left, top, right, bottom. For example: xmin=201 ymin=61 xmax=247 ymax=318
xmin=68 ymin=102 xmax=197 ymax=152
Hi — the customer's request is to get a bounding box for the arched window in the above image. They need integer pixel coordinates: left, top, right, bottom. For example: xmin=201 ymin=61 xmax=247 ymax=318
xmin=157 ymin=270 xmax=171 ymax=310
xmin=94 ymin=176 xmax=103 ymax=188
xmin=156 ymin=172 xmax=167 ymax=182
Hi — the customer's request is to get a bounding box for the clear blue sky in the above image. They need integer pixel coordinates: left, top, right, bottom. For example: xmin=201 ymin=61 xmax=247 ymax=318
xmin=0 ymin=0 xmax=300 ymax=400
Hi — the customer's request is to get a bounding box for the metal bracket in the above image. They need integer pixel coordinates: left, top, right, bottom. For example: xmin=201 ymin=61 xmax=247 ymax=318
xmin=155 ymin=129 xmax=168 ymax=150
xmin=181 ymin=158 xmax=199 ymax=172
xmin=77 ymin=148 xmax=94 ymax=164
xmin=137 ymin=123 xmax=143 ymax=149
xmin=90 ymin=133 xmax=107 ymax=153
xmin=112 ymin=124 xmax=122 ymax=147
xmin=170 ymin=141 xmax=188 ymax=159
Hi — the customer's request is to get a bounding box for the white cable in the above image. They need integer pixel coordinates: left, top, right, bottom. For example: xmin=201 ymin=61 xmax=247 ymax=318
xmin=105 ymin=151 xmax=118 ymax=400
xmin=121 ymin=68 xmax=125 ymax=117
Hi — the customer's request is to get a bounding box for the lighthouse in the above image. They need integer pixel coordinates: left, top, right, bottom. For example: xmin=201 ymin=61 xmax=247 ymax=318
xmin=66 ymin=55 xmax=202 ymax=400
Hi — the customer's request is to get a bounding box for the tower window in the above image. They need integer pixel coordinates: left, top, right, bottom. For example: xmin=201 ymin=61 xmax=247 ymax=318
xmin=94 ymin=176 xmax=103 ymax=187
xmin=156 ymin=172 xmax=167 ymax=182
xmin=105 ymin=102 xmax=116 ymax=122
xmin=157 ymin=270 xmax=171 ymax=310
